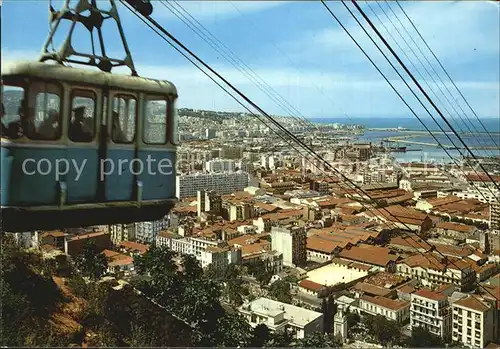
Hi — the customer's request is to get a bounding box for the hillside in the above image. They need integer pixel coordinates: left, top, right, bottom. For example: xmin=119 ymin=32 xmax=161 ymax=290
xmin=0 ymin=236 xmax=193 ymax=347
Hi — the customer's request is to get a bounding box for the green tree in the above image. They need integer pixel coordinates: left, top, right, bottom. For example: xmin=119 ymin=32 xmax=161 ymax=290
xmin=132 ymin=246 xmax=251 ymax=346
xmin=250 ymin=324 xmax=271 ymax=347
xmin=181 ymin=254 xmax=203 ymax=279
xmin=268 ymin=279 xmax=292 ymax=303
xmin=346 ymin=311 xmax=361 ymax=338
xmin=73 ymin=241 xmax=108 ymax=280
xmin=364 ymin=314 xmax=401 ymax=345
xmin=266 ymin=328 xmax=293 ymax=347
xmin=1 ymin=235 xmax=75 ymax=347
xmin=213 ymin=312 xmax=253 ymax=347
xmin=294 ymin=331 xmax=334 ymax=347
xmin=405 ymin=326 xmax=445 ymax=347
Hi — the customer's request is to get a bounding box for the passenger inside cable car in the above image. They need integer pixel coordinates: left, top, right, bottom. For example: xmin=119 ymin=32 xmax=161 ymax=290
xmin=69 ymin=106 xmax=93 ymax=142
xmin=112 ymin=110 xmax=127 ymax=143
xmin=38 ymin=109 xmax=60 ymax=139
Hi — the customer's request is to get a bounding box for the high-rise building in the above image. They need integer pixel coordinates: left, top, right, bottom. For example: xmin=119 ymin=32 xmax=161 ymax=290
xmin=108 ymin=223 xmax=136 ymax=245
xmin=271 ymin=225 xmax=307 ymax=267
xmin=135 ymin=218 xmax=169 ymax=243
xmin=205 ymin=159 xmax=236 ymax=173
xmin=220 ymin=146 xmax=243 ymax=160
xmin=451 ymin=296 xmax=498 ymax=348
xmin=410 ymin=289 xmax=452 ymax=339
xmin=176 ymin=171 xmax=249 ymax=199
xmin=489 ymin=198 xmax=500 ymax=230
xmin=197 ymin=190 xmax=222 ymax=217
xmin=228 ymin=202 xmax=254 ymax=221
xmin=205 ymin=128 xmax=216 ymax=140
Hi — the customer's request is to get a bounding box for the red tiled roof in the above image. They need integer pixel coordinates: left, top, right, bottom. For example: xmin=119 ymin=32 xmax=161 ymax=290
xmin=353 ymin=282 xmax=393 ymax=297
xmin=299 ymin=279 xmax=324 ymax=292
xmin=339 ymin=244 xmax=399 ymax=267
xmin=454 ymin=296 xmax=492 ymax=312
xmin=119 ymin=241 xmax=149 ymax=254
xmin=413 ymin=289 xmax=447 ymax=302
xmin=361 ymin=295 xmax=410 ymax=311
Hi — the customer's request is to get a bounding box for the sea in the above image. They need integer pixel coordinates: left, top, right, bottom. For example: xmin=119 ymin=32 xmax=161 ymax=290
xmin=309 ymin=117 xmax=500 ymax=163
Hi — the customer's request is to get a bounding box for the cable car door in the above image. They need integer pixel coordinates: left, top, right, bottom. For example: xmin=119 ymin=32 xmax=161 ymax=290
xmin=66 ymin=87 xmax=100 ymax=203
xmin=104 ymin=92 xmax=137 ymax=202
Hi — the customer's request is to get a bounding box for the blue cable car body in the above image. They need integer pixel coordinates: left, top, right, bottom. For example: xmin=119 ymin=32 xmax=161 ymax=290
xmin=1 ymin=61 xmax=179 ymax=231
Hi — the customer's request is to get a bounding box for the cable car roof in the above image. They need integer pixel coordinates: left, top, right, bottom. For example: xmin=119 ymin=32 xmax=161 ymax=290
xmin=1 ymin=60 xmax=178 ymax=97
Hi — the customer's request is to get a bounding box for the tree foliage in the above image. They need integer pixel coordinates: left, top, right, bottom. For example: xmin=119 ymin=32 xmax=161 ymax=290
xmin=72 ymin=241 xmax=108 ymax=280
xmin=404 ymin=326 xmax=445 ymax=348
xmin=132 ymin=245 xmax=252 ymax=346
xmin=268 ymin=279 xmax=292 ymax=304
xmin=295 ymin=331 xmax=340 ymax=348
xmin=363 ymin=314 xmax=401 ymax=345
xmin=0 ymin=235 xmax=77 ymax=347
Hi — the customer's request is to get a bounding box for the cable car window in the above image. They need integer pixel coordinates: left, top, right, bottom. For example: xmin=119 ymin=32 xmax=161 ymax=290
xmin=29 ymin=82 xmax=62 ymax=141
xmin=144 ymin=97 xmax=167 ymax=144
xmin=1 ymin=84 xmax=24 ymax=139
xmin=69 ymin=90 xmax=96 ymax=142
xmin=112 ymin=95 xmax=136 ymax=143
xmin=168 ymin=99 xmax=179 ymax=145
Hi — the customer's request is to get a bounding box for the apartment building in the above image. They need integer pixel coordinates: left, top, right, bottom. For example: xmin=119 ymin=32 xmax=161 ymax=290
xmin=135 ymin=219 xmax=169 ymax=244
xmin=396 ymin=254 xmax=476 ymax=291
xmin=205 ymin=159 xmax=236 ymax=173
xmin=490 ymin=199 xmax=500 ymax=230
xmin=238 ymin=297 xmax=323 ymax=339
xmin=156 ymin=233 xmax=240 ymax=271
xmin=410 ymin=289 xmax=452 ymax=339
xmin=452 ymin=296 xmax=498 ymax=348
xmin=220 ymin=146 xmax=243 ymax=159
xmin=108 ymin=223 xmax=136 ymax=244
xmin=229 ymin=202 xmax=254 ymax=221
xmin=359 ymin=295 xmax=410 ymax=323
xmin=200 ymin=246 xmax=230 ymax=269
xmin=271 ymin=225 xmax=307 ymax=267
xmin=176 ymin=171 xmax=249 ymax=198
xmin=453 ymin=188 xmax=500 ymax=204
xmin=197 ymin=190 xmax=222 ymax=216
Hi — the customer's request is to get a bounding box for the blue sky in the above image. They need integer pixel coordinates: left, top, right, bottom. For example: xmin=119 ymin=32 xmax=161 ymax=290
xmin=2 ymin=0 xmax=499 ymax=119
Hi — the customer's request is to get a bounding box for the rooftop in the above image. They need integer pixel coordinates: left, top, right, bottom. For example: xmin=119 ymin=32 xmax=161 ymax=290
xmin=413 ymin=289 xmax=447 ymax=302
xmin=361 ymin=295 xmax=410 ymax=311
xmin=339 ymin=244 xmax=399 ymax=267
xmin=240 ymin=297 xmax=322 ymax=327
xmin=454 ymin=296 xmax=492 ymax=313
xmin=306 ymin=263 xmax=368 ymax=287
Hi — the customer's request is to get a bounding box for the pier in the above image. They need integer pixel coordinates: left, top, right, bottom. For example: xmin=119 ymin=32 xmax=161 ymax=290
xmin=383 ymin=136 xmax=500 ymax=151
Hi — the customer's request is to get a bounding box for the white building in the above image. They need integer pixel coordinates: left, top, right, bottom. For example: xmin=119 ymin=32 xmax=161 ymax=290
xmin=156 ymin=233 xmax=241 ymax=271
xmin=452 ymin=295 xmax=498 ymax=348
xmin=205 ymin=159 xmax=236 ymax=173
xmin=453 ymin=188 xmax=499 ymax=204
xmin=410 ymin=289 xmax=452 ymax=339
xmin=176 ymin=171 xmax=249 ymax=199
xmin=490 ymin=198 xmax=500 ymax=230
xmin=359 ymin=295 xmax=410 ymax=324
xmin=238 ymin=297 xmax=324 ymax=339
xmin=108 ymin=223 xmax=136 ymax=244
xmin=271 ymin=226 xmax=307 ymax=267
xmin=205 ymin=128 xmax=216 ymax=140
xmin=135 ymin=218 xmax=169 ymax=243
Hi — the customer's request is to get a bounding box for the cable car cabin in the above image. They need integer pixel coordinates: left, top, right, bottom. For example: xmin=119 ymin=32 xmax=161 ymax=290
xmin=1 ymin=61 xmax=179 ymax=232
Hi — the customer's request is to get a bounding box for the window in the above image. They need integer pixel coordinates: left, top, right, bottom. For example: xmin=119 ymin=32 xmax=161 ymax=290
xmin=1 ymin=84 xmax=25 ymax=139
xmin=69 ymin=89 xmax=96 ymax=142
xmin=168 ymin=99 xmax=179 ymax=145
xmin=143 ymin=97 xmax=167 ymax=144
xmin=112 ymin=95 xmax=136 ymax=143
xmin=29 ymin=82 xmax=62 ymax=140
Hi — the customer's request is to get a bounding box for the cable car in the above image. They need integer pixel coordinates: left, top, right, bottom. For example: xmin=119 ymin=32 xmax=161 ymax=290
xmin=1 ymin=0 xmax=179 ymax=232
